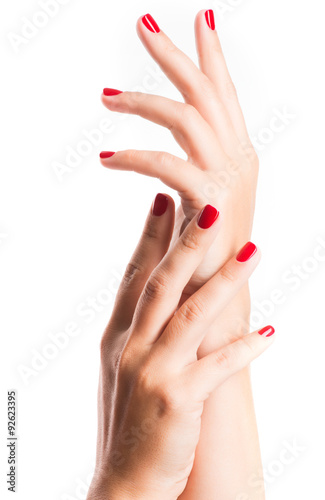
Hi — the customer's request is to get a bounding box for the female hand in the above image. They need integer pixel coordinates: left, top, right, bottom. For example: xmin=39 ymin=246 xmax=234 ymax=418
xmin=87 ymin=194 xmax=275 ymax=500
xmin=100 ymin=10 xmax=258 ymax=296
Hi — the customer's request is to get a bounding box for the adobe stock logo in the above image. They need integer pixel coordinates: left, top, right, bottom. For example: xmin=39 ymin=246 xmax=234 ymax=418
xmin=17 ymin=268 xmax=122 ymax=386
xmin=236 ymin=438 xmax=306 ymax=499
xmin=7 ymin=0 xmax=71 ymax=53
xmin=213 ymin=0 xmax=245 ymax=19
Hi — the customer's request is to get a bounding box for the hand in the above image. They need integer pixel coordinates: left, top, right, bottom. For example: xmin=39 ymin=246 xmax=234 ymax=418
xmin=100 ymin=11 xmax=258 ymax=296
xmin=87 ymin=195 xmax=274 ymax=500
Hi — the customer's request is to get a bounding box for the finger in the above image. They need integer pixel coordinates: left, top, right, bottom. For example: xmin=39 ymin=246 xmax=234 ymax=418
xmin=108 ymin=193 xmax=175 ymax=332
xmin=195 ymin=9 xmax=251 ymax=145
xmin=100 ymin=150 xmax=208 ymax=205
xmin=101 ymin=90 xmax=226 ymax=170
xmin=187 ymin=326 xmax=275 ymax=400
xmin=132 ymin=204 xmax=221 ymax=344
xmin=137 ymin=14 xmax=237 ymax=154
xmin=157 ymin=242 xmax=260 ymax=360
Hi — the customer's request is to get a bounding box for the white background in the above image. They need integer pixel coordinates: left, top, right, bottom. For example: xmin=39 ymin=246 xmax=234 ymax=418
xmin=1 ymin=0 xmax=324 ymax=499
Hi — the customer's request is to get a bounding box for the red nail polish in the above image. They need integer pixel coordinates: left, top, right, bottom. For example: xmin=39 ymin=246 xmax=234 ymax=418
xmin=100 ymin=151 xmax=115 ymax=159
xmin=103 ymin=88 xmax=123 ymax=96
xmin=152 ymin=193 xmax=168 ymax=216
xmin=142 ymin=14 xmax=160 ymax=33
xmin=236 ymin=242 xmax=257 ymax=262
xmin=197 ymin=205 xmax=219 ymax=229
xmin=258 ymin=325 xmax=275 ymax=338
xmin=205 ymin=10 xmax=215 ymax=30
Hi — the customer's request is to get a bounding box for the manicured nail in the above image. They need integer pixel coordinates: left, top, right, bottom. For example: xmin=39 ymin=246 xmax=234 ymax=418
xmin=152 ymin=193 xmax=168 ymax=216
xmin=103 ymin=88 xmax=123 ymax=96
xmin=100 ymin=151 xmax=115 ymax=159
xmin=142 ymin=14 xmax=160 ymax=33
xmin=258 ymin=325 xmax=275 ymax=338
xmin=205 ymin=9 xmax=215 ymax=30
xmin=236 ymin=242 xmax=257 ymax=262
xmin=198 ymin=205 xmax=219 ymax=229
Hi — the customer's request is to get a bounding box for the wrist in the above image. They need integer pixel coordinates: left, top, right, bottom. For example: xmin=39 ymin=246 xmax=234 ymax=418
xmin=87 ymin=470 xmax=167 ymax=500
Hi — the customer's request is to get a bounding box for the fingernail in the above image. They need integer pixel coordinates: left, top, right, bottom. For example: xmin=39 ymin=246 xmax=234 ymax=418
xmin=100 ymin=151 xmax=115 ymax=159
xmin=236 ymin=242 xmax=257 ymax=262
xmin=103 ymin=88 xmax=123 ymax=96
xmin=142 ymin=14 xmax=160 ymax=33
xmin=205 ymin=9 xmax=215 ymax=30
xmin=198 ymin=205 xmax=219 ymax=229
xmin=152 ymin=193 xmax=168 ymax=216
xmin=258 ymin=325 xmax=275 ymax=338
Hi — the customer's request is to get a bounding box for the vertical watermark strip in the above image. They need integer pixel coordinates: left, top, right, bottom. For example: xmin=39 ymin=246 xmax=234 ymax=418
xmin=7 ymin=390 xmax=17 ymax=492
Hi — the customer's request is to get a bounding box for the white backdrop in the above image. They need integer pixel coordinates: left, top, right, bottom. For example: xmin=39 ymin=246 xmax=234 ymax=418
xmin=1 ymin=1 xmax=324 ymax=498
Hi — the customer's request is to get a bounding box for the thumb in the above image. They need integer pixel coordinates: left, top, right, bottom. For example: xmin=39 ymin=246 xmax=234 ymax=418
xmin=188 ymin=326 xmax=275 ymax=399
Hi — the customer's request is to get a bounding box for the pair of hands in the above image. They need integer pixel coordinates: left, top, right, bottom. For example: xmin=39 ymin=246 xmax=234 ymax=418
xmin=88 ymin=10 xmax=274 ymax=500
xmin=100 ymin=11 xmax=258 ymax=297
xmin=87 ymin=197 xmax=274 ymax=500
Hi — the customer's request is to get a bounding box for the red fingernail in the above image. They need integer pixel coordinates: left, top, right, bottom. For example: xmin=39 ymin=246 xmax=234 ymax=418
xmin=197 ymin=205 xmax=219 ymax=229
xmin=152 ymin=193 xmax=168 ymax=216
xmin=103 ymin=88 xmax=123 ymax=96
xmin=142 ymin=14 xmax=160 ymax=33
xmin=100 ymin=151 xmax=115 ymax=159
xmin=258 ymin=325 xmax=275 ymax=338
xmin=236 ymin=242 xmax=257 ymax=262
xmin=205 ymin=9 xmax=215 ymax=30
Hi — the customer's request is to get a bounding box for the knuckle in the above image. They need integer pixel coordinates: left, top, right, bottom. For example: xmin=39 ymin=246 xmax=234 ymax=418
xmin=124 ymin=149 xmax=139 ymax=163
xmin=153 ymin=383 xmax=182 ymax=413
xmin=181 ymin=103 xmax=199 ymax=122
xmin=178 ymin=297 xmax=205 ymax=324
xmin=239 ymin=142 xmax=259 ymax=170
xmin=223 ymin=79 xmax=238 ymax=101
xmin=99 ymin=333 xmax=110 ymax=357
xmin=142 ymin=217 xmax=160 ymax=241
xmin=135 ymin=367 xmax=183 ymax=413
xmin=100 ymin=324 xmax=118 ymax=357
xmin=122 ymin=261 xmax=143 ymax=287
xmin=219 ymin=265 xmax=237 ymax=284
xmin=117 ymin=341 xmax=139 ymax=380
xmin=124 ymin=91 xmax=142 ymax=108
xmin=214 ymin=349 xmax=232 ymax=370
xmin=143 ymin=272 xmax=169 ymax=301
xmin=163 ymin=41 xmax=178 ymax=56
xmin=238 ymin=336 xmax=256 ymax=357
xmin=249 ymin=151 xmax=260 ymax=171
xmin=118 ymin=347 xmax=133 ymax=373
xmin=179 ymin=230 xmax=201 ymax=253
xmin=155 ymin=151 xmax=173 ymax=169
xmin=158 ymin=386 xmax=181 ymax=412
xmin=169 ymin=104 xmax=198 ymax=133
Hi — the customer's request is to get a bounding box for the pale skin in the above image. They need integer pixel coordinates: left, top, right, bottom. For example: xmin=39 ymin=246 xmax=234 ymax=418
xmin=87 ymin=197 xmax=274 ymax=500
xmin=99 ymin=10 xmax=263 ymax=500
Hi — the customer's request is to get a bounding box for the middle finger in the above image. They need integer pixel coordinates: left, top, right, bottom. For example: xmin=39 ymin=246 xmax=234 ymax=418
xmin=102 ymin=90 xmax=227 ymax=170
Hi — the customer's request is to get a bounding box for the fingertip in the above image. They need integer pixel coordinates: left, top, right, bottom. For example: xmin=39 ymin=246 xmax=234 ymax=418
xmin=136 ymin=15 xmax=144 ymax=37
xmin=258 ymin=325 xmax=275 ymax=339
xmin=136 ymin=13 xmax=161 ymax=39
xmin=197 ymin=204 xmax=220 ymax=229
xmin=194 ymin=9 xmax=206 ymax=26
xmin=151 ymin=193 xmax=175 ymax=217
xmin=195 ymin=9 xmax=216 ymax=32
xmin=100 ymin=151 xmax=116 ymax=160
xmin=236 ymin=241 xmax=259 ymax=263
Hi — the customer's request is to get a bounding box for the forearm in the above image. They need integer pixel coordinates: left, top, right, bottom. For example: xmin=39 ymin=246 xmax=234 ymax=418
xmin=179 ymin=289 xmax=265 ymax=500
xmin=179 ymin=369 xmax=263 ymax=500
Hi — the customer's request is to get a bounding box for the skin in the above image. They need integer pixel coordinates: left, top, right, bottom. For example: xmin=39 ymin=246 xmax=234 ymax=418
xmin=86 ymin=197 xmax=274 ymax=500
xmin=100 ymin=11 xmax=262 ymax=499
